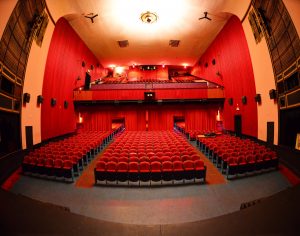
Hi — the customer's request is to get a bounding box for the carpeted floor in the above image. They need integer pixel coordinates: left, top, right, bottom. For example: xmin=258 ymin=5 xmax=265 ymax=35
xmin=75 ymin=152 xmax=103 ymax=188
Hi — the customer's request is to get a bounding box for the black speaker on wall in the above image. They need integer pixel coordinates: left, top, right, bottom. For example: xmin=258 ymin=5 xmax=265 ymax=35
xmin=228 ymin=98 xmax=233 ymax=105
xmin=269 ymin=89 xmax=277 ymax=99
xmin=51 ymin=98 xmax=56 ymax=107
xmin=242 ymin=96 xmax=247 ymax=104
xmin=255 ymin=94 xmax=261 ymax=103
xmin=37 ymin=95 xmax=44 ymax=104
xmin=64 ymin=100 xmax=68 ymax=109
xmin=23 ymin=93 xmax=30 ymax=103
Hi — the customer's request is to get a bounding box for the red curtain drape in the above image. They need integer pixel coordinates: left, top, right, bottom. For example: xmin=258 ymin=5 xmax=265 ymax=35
xmin=191 ymin=16 xmax=258 ymax=137
xmin=78 ymin=103 xmax=219 ymax=131
xmin=41 ymin=18 xmax=103 ymax=140
xmin=79 ymin=105 xmax=146 ymax=131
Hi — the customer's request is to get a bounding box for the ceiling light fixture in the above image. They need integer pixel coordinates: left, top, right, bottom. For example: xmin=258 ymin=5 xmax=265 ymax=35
xmin=140 ymin=11 xmax=158 ymax=24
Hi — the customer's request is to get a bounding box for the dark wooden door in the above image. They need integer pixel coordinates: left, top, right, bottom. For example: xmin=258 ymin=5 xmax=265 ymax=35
xmin=25 ymin=126 xmax=33 ymax=149
xmin=267 ymin=122 xmax=274 ymax=146
xmin=234 ymin=115 xmax=242 ymax=137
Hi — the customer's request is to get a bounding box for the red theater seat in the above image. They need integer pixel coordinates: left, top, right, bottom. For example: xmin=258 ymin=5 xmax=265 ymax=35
xmin=139 ymin=161 xmax=150 ymax=183
xmin=94 ymin=161 xmax=106 ymax=183
xmin=162 ymin=161 xmax=173 ymax=182
xmin=150 ymin=161 xmax=162 ymax=183
xmin=173 ymin=160 xmax=184 ymax=181
xmin=117 ymin=162 xmax=128 ymax=183
xmin=194 ymin=160 xmax=206 ymax=182
xmin=128 ymin=162 xmax=139 ymax=183
xmin=63 ymin=160 xmax=74 ymax=182
xmin=106 ymin=161 xmax=117 ymax=182
xmin=183 ymin=160 xmax=194 ymax=180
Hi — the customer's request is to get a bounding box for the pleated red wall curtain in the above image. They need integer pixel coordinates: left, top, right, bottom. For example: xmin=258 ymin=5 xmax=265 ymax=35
xmin=191 ymin=16 xmax=258 ymax=137
xmin=42 ymin=18 xmax=102 ymax=140
xmin=78 ymin=104 xmax=219 ymax=132
xmin=79 ymin=105 xmax=147 ymax=131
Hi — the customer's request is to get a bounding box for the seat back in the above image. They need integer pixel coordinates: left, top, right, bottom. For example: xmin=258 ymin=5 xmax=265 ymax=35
xmin=162 ymin=161 xmax=173 ymax=170
xmin=117 ymin=162 xmax=128 ymax=171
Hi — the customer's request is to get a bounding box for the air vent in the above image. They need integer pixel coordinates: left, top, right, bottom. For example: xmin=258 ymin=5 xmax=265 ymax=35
xmin=169 ymin=40 xmax=180 ymax=47
xmin=117 ymin=40 xmax=129 ymax=48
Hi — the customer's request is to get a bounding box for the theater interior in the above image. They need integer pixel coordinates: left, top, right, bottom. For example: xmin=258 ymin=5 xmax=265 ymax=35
xmin=1 ymin=0 xmax=300 ymax=235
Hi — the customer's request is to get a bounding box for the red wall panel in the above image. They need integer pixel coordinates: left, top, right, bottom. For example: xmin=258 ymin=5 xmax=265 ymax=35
xmin=192 ymin=16 xmax=258 ymax=137
xmin=41 ymin=18 xmax=103 ymax=140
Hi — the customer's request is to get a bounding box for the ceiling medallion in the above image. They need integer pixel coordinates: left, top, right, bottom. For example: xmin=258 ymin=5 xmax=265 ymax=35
xmin=140 ymin=11 xmax=158 ymax=24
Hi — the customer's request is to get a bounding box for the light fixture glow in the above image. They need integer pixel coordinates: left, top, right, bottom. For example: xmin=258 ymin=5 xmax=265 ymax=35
xmin=115 ymin=66 xmax=124 ymax=74
xmin=79 ymin=113 xmax=83 ymax=123
xmin=140 ymin=11 xmax=158 ymax=24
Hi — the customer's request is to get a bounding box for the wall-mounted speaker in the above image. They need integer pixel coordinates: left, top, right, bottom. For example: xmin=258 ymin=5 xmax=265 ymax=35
xmin=228 ymin=98 xmax=233 ymax=105
xmin=269 ymin=89 xmax=277 ymax=99
xmin=255 ymin=94 xmax=261 ymax=103
xmin=37 ymin=95 xmax=44 ymax=104
xmin=23 ymin=93 xmax=30 ymax=103
xmin=51 ymin=98 xmax=56 ymax=107
xmin=242 ymin=96 xmax=247 ymax=104
xmin=64 ymin=100 xmax=68 ymax=109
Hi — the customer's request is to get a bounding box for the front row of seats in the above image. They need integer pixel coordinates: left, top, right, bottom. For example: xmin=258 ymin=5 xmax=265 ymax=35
xmin=22 ymin=156 xmax=74 ymax=182
xmin=94 ymin=160 xmax=206 ymax=185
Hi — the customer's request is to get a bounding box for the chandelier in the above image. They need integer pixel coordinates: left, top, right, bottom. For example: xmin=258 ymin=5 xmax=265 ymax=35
xmin=140 ymin=11 xmax=158 ymax=24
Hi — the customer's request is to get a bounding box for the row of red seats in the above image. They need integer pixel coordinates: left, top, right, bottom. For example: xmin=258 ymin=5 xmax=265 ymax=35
xmin=22 ymin=157 xmax=74 ymax=181
xmin=94 ymin=159 xmax=206 ymax=185
xmin=100 ymin=154 xmax=201 ymax=164
xmin=197 ymin=134 xmax=278 ymax=179
xmin=22 ymin=131 xmax=113 ymax=182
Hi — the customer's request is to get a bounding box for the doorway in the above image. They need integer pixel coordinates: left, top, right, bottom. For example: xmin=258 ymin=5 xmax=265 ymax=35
xmin=234 ymin=115 xmax=242 ymax=137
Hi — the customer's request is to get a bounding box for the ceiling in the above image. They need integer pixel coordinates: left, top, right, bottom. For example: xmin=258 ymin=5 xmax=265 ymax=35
xmin=46 ymin=0 xmax=251 ymax=68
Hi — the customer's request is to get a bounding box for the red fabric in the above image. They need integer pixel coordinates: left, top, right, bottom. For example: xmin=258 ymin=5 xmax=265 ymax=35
xmin=41 ymin=18 xmax=103 ymax=140
xmin=78 ymin=103 xmax=218 ymax=131
xmin=191 ymin=16 xmax=258 ymax=137
xmin=79 ymin=105 xmax=146 ymax=131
